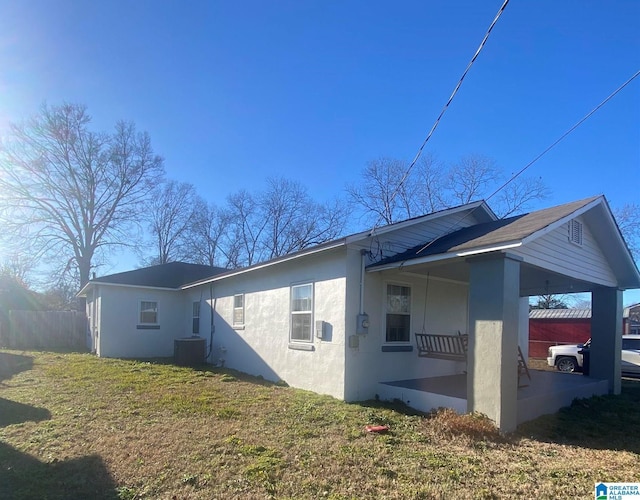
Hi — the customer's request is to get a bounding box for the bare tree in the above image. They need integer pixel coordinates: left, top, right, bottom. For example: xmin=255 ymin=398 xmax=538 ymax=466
xmin=147 ymin=180 xmax=199 ymax=265
xmin=261 ymin=177 xmax=348 ymax=259
xmin=445 ymin=154 xmax=502 ymax=205
xmin=188 ymin=200 xmax=234 ymax=268
xmin=532 ymin=294 xmax=569 ymax=309
xmin=0 ymin=103 xmax=164 ymax=288
xmin=414 ymin=154 xmax=447 ymax=214
xmin=226 ymin=190 xmax=267 ymax=266
xmin=349 ymin=153 xmax=549 ymax=223
xmin=0 ymin=255 xmax=34 ymax=288
xmin=614 ymin=203 xmax=640 ymax=262
xmin=493 ymin=176 xmax=550 ymax=218
xmin=223 ymin=178 xmax=348 ymax=268
xmin=346 ymin=157 xmax=414 ymax=225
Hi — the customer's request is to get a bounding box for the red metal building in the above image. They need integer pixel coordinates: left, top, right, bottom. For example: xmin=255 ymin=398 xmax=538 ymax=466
xmin=528 ymin=304 xmax=639 ymax=358
xmin=529 ymin=309 xmax=591 ymax=358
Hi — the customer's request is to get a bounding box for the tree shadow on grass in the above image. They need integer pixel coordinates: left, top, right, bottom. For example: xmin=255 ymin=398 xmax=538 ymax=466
xmin=0 ymin=442 xmax=118 ymax=500
xmin=0 ymin=397 xmax=51 ymax=427
xmin=0 ymin=352 xmax=33 ymax=383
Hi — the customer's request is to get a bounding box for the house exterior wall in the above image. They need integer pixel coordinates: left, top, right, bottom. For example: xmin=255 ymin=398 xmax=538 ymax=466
xmin=186 ymin=247 xmax=349 ymax=400
xmin=95 ymin=286 xmax=186 ymax=358
xmin=344 ymin=246 xmax=469 ymax=402
xmin=86 ymin=287 xmax=102 ymax=355
xmin=512 ymin=216 xmax=617 ymax=287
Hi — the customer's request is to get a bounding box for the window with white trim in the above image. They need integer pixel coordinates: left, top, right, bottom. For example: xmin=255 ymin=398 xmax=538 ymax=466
xmin=192 ymin=301 xmax=200 ymax=334
xmin=290 ymin=283 xmax=313 ymax=342
xmin=385 ymin=284 xmax=411 ymax=342
xmin=139 ymin=300 xmax=158 ymax=325
xmin=233 ymin=294 xmax=244 ymax=327
xmin=568 ymin=219 xmax=583 ymax=246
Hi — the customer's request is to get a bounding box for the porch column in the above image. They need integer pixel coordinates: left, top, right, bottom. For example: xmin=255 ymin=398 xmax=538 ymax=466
xmin=590 ymin=287 xmax=622 ymax=394
xmin=467 ymin=253 xmax=521 ymax=433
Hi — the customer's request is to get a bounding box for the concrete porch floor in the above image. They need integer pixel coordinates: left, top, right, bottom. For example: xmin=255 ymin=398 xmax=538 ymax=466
xmin=378 ymin=369 xmax=610 ymax=425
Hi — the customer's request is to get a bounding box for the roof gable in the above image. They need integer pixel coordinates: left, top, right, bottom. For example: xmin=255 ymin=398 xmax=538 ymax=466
xmin=367 ymin=196 xmax=640 ymax=290
xmin=371 ymin=197 xmax=602 ymax=267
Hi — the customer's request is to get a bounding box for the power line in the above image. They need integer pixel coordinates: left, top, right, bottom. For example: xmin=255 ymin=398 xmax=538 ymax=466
xmin=370 ymin=0 xmax=511 ymax=232
xmin=410 ymin=69 xmax=640 ymax=259
xmin=485 ymin=69 xmax=640 ymax=204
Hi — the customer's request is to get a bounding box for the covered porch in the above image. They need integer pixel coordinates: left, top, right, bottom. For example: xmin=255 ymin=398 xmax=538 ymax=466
xmin=366 ymin=197 xmax=640 ymax=431
xmin=377 ymin=369 xmax=609 ymax=424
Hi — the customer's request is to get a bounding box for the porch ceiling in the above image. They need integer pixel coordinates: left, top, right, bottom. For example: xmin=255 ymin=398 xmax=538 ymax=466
xmin=383 ymin=256 xmax=596 ymax=298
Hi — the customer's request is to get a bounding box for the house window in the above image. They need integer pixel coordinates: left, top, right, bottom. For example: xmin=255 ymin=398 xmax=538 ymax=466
xmin=568 ymin=219 xmax=583 ymax=246
xmin=291 ymin=283 xmax=313 ymax=342
xmin=385 ymin=284 xmax=411 ymax=342
xmin=233 ymin=294 xmax=244 ymax=327
xmin=192 ymin=301 xmax=200 ymax=334
xmin=139 ymin=301 xmax=158 ymax=325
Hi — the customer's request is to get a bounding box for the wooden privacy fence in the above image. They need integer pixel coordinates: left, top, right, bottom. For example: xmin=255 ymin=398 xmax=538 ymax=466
xmin=3 ymin=310 xmax=88 ymax=351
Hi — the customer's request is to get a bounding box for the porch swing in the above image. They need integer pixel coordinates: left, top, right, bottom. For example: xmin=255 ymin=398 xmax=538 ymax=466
xmin=414 ymin=273 xmax=469 ymax=362
xmin=413 ymin=273 xmax=531 ymax=387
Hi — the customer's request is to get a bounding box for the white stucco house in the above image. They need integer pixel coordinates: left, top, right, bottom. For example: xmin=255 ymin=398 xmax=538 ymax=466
xmin=78 ymin=195 xmax=640 ymax=431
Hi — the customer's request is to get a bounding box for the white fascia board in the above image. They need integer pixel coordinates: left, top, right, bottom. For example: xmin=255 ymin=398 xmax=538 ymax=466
xmin=367 ymin=242 xmax=522 ymax=273
xmin=78 ymin=281 xmax=180 ymax=295
xmin=182 ymin=240 xmax=346 ymax=289
xmin=455 ymin=241 xmax=523 ymax=256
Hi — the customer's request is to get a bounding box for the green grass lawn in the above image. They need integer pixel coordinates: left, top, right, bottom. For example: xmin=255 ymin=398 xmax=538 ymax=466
xmin=1 ymin=350 xmax=639 ymax=499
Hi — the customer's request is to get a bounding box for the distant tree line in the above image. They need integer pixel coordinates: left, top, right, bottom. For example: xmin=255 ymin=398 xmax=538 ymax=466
xmin=146 ymin=177 xmax=348 ymax=268
xmin=0 ymin=103 xmax=638 ymax=304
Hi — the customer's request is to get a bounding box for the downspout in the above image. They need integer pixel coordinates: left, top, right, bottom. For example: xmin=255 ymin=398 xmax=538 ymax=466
xmin=206 ymin=284 xmax=216 ymax=361
xmin=360 ymin=249 xmax=367 ymax=315
xmin=356 ymin=250 xmax=370 ymax=335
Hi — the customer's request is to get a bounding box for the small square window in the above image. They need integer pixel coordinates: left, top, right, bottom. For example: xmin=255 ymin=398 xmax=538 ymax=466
xmin=139 ymin=301 xmax=158 ymax=324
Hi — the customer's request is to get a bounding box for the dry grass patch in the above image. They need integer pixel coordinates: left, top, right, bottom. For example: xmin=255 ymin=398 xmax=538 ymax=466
xmin=1 ymin=350 xmax=639 ymax=499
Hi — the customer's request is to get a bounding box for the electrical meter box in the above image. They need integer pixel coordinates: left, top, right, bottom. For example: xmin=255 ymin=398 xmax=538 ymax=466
xmin=356 ymin=313 xmax=369 ymax=335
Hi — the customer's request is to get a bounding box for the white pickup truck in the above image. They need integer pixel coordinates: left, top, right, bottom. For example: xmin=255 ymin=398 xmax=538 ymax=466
xmin=547 ymin=339 xmax=590 ymax=372
xmin=547 ymin=336 xmax=640 ymax=374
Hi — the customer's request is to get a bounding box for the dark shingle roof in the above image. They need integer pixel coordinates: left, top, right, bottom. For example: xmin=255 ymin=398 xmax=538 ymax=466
xmin=371 ymin=196 xmax=600 ymax=267
xmin=91 ymin=262 xmax=227 ymax=289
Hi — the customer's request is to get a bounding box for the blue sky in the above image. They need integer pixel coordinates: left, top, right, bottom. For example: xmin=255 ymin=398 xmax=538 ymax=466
xmin=0 ymin=0 xmax=639 ymax=302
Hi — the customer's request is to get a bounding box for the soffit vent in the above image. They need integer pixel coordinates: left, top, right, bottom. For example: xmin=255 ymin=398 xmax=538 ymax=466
xmin=568 ymin=219 xmax=583 ymax=246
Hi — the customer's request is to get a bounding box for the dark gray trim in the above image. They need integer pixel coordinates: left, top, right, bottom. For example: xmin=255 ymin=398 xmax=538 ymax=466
xmin=381 ymin=345 xmax=413 ymax=352
xmin=288 ymin=343 xmax=315 ymax=351
xmin=137 ymin=324 xmax=160 ymax=330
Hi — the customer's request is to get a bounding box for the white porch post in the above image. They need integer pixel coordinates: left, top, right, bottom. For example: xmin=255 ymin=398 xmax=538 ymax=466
xmin=590 ymin=287 xmax=622 ymax=394
xmin=467 ymin=253 xmax=521 ymax=433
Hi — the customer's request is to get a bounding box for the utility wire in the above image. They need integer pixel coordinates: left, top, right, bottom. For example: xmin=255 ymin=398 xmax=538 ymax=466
xmin=370 ymin=0 xmax=510 ymax=233
xmin=410 ymin=68 xmax=640 ymax=259
xmin=485 ymin=68 xmax=640 ymax=204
